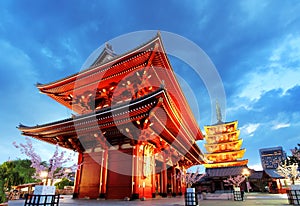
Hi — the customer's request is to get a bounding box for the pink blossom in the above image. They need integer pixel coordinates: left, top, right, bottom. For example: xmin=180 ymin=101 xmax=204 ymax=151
xmin=13 ymin=139 xmax=77 ymax=185
xmin=176 ymin=168 xmax=206 ymax=187
xmin=291 ymin=148 xmax=300 ymax=161
xmin=223 ymin=175 xmax=246 ymax=187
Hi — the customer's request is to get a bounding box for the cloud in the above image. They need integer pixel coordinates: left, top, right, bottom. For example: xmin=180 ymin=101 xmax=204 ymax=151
xmin=248 ymin=163 xmax=263 ymax=171
xmin=272 ymin=123 xmax=290 ymax=130
xmin=270 ymin=113 xmax=291 ymax=130
xmin=239 ymin=68 xmax=300 ymax=101
xmin=238 ymin=34 xmax=300 ymax=101
xmin=269 ymin=34 xmax=300 ymax=63
xmin=240 ymin=123 xmax=260 ymax=137
xmin=0 ymin=38 xmax=73 ymax=163
xmin=239 ymin=0 xmax=270 ymax=23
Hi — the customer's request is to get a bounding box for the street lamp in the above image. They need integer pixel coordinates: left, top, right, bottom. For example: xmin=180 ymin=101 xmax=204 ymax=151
xmin=242 ymin=168 xmax=250 ymax=192
xmin=40 ymin=171 xmax=48 ymax=186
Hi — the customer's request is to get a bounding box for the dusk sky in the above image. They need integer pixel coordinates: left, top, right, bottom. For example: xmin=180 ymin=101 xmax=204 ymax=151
xmin=1 ymin=0 xmax=300 ymax=172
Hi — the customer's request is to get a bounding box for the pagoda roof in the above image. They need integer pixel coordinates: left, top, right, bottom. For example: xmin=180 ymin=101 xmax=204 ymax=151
xmin=205 ymin=130 xmax=240 ymax=138
xmin=204 ymin=139 xmax=242 ymax=147
xmin=204 ymin=139 xmax=243 ymax=153
xmin=204 ymin=120 xmax=238 ymax=128
xmin=19 ymin=88 xmax=204 ymax=165
xmin=204 ymin=148 xmax=246 ymax=158
xmin=206 ymin=165 xmax=249 ymax=177
xmin=204 ymin=160 xmax=248 ymax=169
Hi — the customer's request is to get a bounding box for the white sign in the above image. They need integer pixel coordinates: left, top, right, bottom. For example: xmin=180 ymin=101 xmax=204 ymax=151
xmin=291 ymin=185 xmax=300 ymax=190
xmin=34 ymin=186 xmax=56 ymax=195
xmin=186 ymin=188 xmax=195 ymax=193
xmin=233 ymin=186 xmax=240 ymax=191
xmin=33 ymin=186 xmax=56 ymax=204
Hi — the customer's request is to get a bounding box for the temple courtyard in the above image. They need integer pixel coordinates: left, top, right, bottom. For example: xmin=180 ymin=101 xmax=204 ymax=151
xmin=8 ymin=193 xmax=290 ymax=205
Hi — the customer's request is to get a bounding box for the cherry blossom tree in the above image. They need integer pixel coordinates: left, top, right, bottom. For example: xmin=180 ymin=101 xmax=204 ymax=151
xmin=13 ymin=138 xmax=77 ymax=186
xmin=276 ymin=144 xmax=300 ymax=186
xmin=177 ymin=168 xmax=206 ymax=188
xmin=291 ymin=150 xmax=300 ymax=160
xmin=276 ymin=158 xmax=299 ymax=185
xmin=223 ymin=175 xmax=246 ymax=188
xmin=291 ymin=144 xmax=300 ymax=165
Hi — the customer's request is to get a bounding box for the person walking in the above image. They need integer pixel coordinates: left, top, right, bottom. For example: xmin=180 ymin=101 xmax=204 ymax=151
xmin=240 ymin=186 xmax=245 ymax=201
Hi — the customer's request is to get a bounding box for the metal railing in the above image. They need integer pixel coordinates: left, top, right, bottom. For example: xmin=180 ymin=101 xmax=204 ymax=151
xmin=24 ymin=194 xmax=60 ymax=206
xmin=287 ymin=190 xmax=300 ymax=205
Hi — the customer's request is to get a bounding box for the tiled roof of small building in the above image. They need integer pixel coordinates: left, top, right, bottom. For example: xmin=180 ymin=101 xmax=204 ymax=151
xmin=206 ymin=166 xmax=248 ymax=177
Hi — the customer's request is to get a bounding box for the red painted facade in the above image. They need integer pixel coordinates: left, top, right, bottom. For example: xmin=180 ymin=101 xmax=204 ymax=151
xmin=18 ymin=34 xmax=203 ymax=199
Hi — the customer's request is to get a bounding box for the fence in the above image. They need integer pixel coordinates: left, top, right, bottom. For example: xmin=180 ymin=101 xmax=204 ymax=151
xmin=287 ymin=189 xmax=300 ymax=205
xmin=24 ymin=194 xmax=60 ymax=206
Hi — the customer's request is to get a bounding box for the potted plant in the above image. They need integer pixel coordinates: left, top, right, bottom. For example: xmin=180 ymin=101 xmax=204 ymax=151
xmin=177 ymin=168 xmax=205 ymax=204
xmin=223 ymin=175 xmax=246 ymax=201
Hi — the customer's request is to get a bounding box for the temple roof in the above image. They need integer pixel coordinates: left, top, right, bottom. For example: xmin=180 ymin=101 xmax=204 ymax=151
xmin=206 ymin=165 xmax=248 ymax=177
xmin=249 ymin=170 xmax=264 ymax=179
xmin=19 ymin=88 xmax=204 ymax=165
xmin=33 ymin=33 xmax=202 ymax=145
xmin=90 ymin=43 xmax=117 ymax=66
xmin=36 ymin=34 xmax=160 ymax=89
xmin=19 ymin=33 xmax=205 ymax=167
xmin=264 ymin=169 xmax=284 ymax=179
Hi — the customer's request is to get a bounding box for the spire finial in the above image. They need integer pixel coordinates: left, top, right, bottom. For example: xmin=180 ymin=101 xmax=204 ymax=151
xmin=105 ymin=42 xmax=113 ymax=51
xmin=216 ymin=100 xmax=223 ymax=123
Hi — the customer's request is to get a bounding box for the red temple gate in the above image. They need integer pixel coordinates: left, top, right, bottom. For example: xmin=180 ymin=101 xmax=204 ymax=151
xmin=18 ymin=33 xmax=205 ymax=199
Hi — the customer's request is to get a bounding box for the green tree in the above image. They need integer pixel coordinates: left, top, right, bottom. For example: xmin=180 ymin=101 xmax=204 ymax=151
xmin=0 ymin=165 xmax=8 ymax=203
xmin=14 ymin=159 xmax=36 ymax=183
xmin=54 ymin=178 xmax=74 ymax=189
xmin=0 ymin=159 xmax=38 ymax=203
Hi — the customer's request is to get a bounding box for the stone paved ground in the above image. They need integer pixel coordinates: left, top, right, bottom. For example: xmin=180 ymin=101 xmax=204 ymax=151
xmin=8 ymin=193 xmax=290 ymax=206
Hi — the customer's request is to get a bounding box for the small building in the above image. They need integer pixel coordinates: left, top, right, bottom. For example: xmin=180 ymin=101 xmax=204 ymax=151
xmin=259 ymin=147 xmax=286 ymax=193
xmin=248 ymin=170 xmax=273 ymax=192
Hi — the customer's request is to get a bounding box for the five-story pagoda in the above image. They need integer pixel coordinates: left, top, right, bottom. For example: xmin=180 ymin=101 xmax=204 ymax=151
xmin=203 ymin=103 xmax=248 ymax=168
xmin=202 ymin=102 xmax=248 ymax=192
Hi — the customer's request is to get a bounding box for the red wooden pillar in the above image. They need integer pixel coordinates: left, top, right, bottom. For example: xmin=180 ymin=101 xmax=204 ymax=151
xmin=100 ymin=149 xmax=108 ymax=198
xmin=73 ymin=152 xmax=83 ymax=198
xmin=172 ymin=166 xmax=177 ymax=196
xmin=151 ymin=156 xmax=156 ymax=198
xmin=73 ymin=153 xmax=83 ymax=197
xmin=161 ymin=160 xmax=167 ymax=197
xmin=178 ymin=167 xmax=184 ymax=194
xmin=98 ymin=151 xmax=103 ymax=196
xmin=132 ymin=144 xmax=140 ymax=199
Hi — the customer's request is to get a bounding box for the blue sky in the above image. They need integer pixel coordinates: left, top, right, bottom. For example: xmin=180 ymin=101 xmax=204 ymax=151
xmin=1 ymin=0 xmax=300 ymax=172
